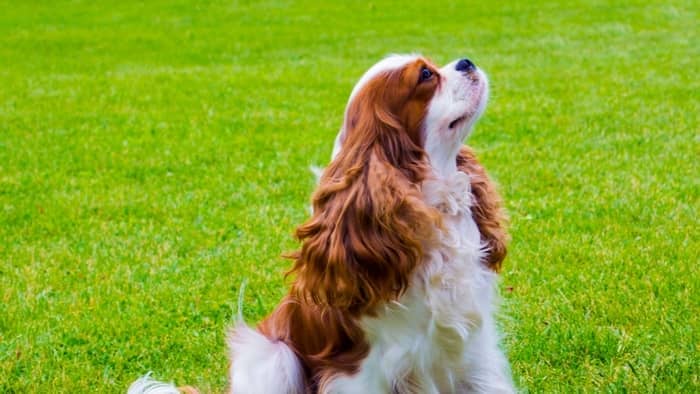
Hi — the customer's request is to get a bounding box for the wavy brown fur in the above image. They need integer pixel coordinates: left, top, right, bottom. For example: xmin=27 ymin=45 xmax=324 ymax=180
xmin=258 ymin=58 xmax=443 ymax=388
xmin=457 ymin=145 xmax=509 ymax=271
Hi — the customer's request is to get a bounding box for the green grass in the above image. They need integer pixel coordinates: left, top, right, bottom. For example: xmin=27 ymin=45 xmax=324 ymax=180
xmin=0 ymin=0 xmax=698 ymax=392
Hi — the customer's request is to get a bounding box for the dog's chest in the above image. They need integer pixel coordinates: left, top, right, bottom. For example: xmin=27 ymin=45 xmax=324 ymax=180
xmin=358 ymin=172 xmax=494 ymax=392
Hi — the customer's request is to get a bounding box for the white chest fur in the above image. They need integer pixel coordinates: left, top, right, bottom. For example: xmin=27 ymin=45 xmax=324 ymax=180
xmin=324 ymin=172 xmax=504 ymax=394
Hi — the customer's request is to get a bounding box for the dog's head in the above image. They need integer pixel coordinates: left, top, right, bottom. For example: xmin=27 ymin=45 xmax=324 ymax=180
xmin=290 ymin=55 xmax=489 ymax=313
xmin=332 ymin=54 xmax=489 ymax=178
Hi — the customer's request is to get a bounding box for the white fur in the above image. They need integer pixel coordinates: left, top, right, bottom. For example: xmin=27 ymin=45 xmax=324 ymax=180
xmin=127 ymin=373 xmax=180 ymax=394
xmin=320 ymin=172 xmax=513 ymax=393
xmin=227 ymin=324 xmax=305 ymax=394
xmin=424 ymin=61 xmax=489 ymax=179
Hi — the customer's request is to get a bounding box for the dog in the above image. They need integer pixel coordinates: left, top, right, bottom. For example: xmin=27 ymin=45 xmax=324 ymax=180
xmin=130 ymin=54 xmax=513 ymax=393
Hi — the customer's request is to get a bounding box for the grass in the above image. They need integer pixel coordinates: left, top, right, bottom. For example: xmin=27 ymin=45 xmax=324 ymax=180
xmin=0 ymin=0 xmax=697 ymax=392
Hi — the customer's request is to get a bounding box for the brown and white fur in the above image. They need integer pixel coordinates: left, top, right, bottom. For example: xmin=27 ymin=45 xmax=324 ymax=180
xmin=129 ymin=54 xmax=512 ymax=394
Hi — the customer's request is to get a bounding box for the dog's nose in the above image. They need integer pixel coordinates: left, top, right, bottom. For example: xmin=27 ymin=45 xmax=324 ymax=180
xmin=455 ymin=58 xmax=475 ymax=73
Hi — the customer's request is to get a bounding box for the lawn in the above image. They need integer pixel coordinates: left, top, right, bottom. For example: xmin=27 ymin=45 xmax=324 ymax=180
xmin=0 ymin=0 xmax=698 ymax=392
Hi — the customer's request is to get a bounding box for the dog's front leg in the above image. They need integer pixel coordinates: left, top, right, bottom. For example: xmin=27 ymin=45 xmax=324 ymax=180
xmin=459 ymin=317 xmax=516 ymax=394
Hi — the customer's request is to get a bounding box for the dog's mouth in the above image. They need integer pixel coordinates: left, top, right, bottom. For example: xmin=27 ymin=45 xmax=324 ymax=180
xmin=448 ymin=115 xmax=467 ymax=129
xmin=448 ymin=77 xmax=488 ymax=131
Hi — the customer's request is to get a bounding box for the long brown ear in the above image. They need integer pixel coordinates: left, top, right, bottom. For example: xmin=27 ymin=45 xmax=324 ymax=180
xmin=457 ymin=145 xmax=509 ymax=271
xmin=288 ymin=101 xmax=439 ymax=315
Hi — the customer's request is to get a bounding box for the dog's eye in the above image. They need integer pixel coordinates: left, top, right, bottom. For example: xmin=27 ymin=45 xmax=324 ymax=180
xmin=419 ymin=67 xmax=433 ymax=82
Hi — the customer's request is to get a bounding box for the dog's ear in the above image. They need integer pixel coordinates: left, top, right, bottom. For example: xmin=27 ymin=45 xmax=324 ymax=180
xmin=288 ymin=95 xmax=438 ymax=315
xmin=457 ymin=145 xmax=509 ymax=271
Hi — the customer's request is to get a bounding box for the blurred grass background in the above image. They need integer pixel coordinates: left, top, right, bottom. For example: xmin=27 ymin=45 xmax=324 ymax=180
xmin=0 ymin=0 xmax=697 ymax=392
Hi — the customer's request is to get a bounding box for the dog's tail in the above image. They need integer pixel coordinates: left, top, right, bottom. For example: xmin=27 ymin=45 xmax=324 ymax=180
xmin=227 ymin=324 xmax=305 ymax=394
xmin=127 ymin=372 xmax=199 ymax=394
xmin=227 ymin=279 xmax=305 ymax=394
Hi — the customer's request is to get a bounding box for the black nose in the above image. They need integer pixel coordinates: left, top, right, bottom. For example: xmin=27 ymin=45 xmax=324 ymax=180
xmin=455 ymin=58 xmax=475 ymax=73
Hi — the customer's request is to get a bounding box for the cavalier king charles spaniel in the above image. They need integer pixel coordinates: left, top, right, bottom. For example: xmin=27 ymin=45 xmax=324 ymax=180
xmin=129 ymin=54 xmax=513 ymax=394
